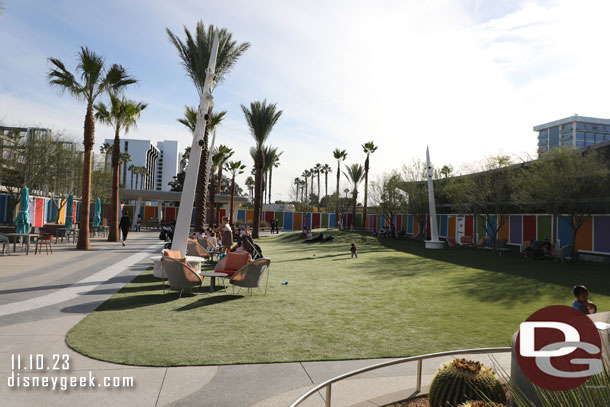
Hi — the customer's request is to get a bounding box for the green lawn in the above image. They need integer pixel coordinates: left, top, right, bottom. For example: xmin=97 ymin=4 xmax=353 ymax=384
xmin=66 ymin=230 xmax=610 ymax=366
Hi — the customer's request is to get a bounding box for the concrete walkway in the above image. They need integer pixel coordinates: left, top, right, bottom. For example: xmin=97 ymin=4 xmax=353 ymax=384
xmin=0 ymin=231 xmax=510 ymax=407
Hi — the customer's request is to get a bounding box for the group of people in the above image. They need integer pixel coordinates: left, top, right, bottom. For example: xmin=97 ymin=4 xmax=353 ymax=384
xmin=192 ymin=217 xmax=252 ymax=256
xmin=269 ymin=218 xmax=281 ymax=234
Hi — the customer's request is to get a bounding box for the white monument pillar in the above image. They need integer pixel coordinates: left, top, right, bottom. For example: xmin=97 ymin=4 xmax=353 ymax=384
xmin=172 ymin=35 xmax=219 ymax=256
xmin=425 ymin=146 xmax=444 ymax=249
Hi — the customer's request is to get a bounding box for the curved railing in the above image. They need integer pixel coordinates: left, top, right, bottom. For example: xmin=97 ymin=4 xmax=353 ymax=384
xmin=288 ymin=346 xmax=512 ymax=407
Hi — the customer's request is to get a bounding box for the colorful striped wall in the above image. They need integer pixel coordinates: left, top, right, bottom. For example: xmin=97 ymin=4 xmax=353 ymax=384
xmin=2 ymin=192 xmax=609 ymax=256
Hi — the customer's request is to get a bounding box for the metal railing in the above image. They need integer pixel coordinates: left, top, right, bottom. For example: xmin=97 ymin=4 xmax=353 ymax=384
xmin=288 ymin=347 xmax=511 ymax=407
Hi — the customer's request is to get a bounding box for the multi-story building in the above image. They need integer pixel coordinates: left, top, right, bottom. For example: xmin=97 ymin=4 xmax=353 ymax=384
xmin=535 ymin=115 xmax=610 ymax=156
xmin=104 ymin=138 xmax=180 ymax=191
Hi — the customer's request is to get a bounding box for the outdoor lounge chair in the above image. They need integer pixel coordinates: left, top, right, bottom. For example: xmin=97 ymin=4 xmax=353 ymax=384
xmin=197 ymin=237 xmax=219 ymax=261
xmin=521 ymin=240 xmax=532 ymax=257
xmin=186 ymin=239 xmax=211 ymax=260
xmin=229 ymin=258 xmax=271 ymax=295
xmin=473 ymin=237 xmax=489 ymax=250
xmin=446 ymin=237 xmax=461 ymax=247
xmin=160 ymin=256 xmax=203 ymax=298
xmin=552 ymin=245 xmax=572 ymax=262
xmin=214 ymin=252 xmax=252 ymax=277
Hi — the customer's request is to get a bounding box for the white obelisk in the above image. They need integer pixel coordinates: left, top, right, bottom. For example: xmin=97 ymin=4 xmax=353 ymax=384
xmin=425 ymin=146 xmax=444 ymax=249
xmin=172 ymin=35 xmax=220 ymax=256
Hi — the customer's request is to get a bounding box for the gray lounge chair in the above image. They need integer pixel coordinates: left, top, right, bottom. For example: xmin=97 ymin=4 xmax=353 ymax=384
xmin=230 ymin=258 xmax=271 ymax=296
xmin=160 ymin=257 xmax=203 ymax=298
xmin=552 ymin=245 xmax=572 ymax=262
xmin=186 ymin=239 xmax=211 ymax=260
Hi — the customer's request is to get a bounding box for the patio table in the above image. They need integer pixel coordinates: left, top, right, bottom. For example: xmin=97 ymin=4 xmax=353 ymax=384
xmin=3 ymin=233 xmax=39 ymax=255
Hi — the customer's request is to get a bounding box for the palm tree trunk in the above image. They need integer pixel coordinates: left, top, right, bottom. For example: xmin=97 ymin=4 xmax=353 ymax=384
xmin=335 ymin=161 xmax=340 ymax=226
xmin=122 ymin=160 xmax=127 ymax=186
xmin=317 ymin=173 xmax=320 ymax=199
xmin=304 ymin=179 xmax=308 ymax=202
xmin=193 ymin=106 xmax=213 ymax=233
xmin=268 ymin=166 xmax=273 ymax=204
xmin=352 ymin=190 xmax=357 ymax=228
xmin=253 ymin=147 xmax=264 ymax=238
xmin=363 ymin=156 xmax=369 ymax=230
xmin=108 ymin=128 xmax=120 ymax=242
xmin=130 ymin=170 xmax=134 ymax=190
xmin=229 ymin=174 xmax=236 ymax=225
xmin=325 ymin=172 xmax=328 ymax=197
xmin=77 ymin=103 xmax=94 ymax=250
xmin=216 ymin=166 xmax=223 ymax=224
xmin=104 ymin=154 xmax=109 ymax=173
xmin=209 ymin=175 xmax=216 ymax=226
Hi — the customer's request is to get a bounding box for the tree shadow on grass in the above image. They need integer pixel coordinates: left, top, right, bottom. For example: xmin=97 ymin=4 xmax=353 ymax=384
xmin=61 ymin=294 xmax=176 ymax=313
xmin=373 ymin=237 xmax=610 ymax=305
xmin=175 ymin=295 xmax=243 ymax=311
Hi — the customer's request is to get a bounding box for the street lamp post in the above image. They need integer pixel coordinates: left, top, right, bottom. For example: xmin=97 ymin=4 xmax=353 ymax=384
xmin=171 ymin=35 xmax=220 ymax=256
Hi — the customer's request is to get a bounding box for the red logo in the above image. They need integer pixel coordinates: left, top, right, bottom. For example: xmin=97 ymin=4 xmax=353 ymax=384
xmin=516 ymin=305 xmax=602 ymax=391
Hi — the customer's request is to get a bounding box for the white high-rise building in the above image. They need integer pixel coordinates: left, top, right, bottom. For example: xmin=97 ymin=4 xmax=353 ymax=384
xmin=103 ymin=138 xmax=180 ymax=191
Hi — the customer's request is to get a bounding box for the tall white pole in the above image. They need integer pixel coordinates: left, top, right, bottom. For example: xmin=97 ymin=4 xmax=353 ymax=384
xmin=425 ymin=146 xmax=444 ymax=249
xmin=171 ymin=36 xmax=220 ymax=256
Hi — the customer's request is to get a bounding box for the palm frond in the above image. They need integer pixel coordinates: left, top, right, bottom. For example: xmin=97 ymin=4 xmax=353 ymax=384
xmin=167 ymin=21 xmax=250 ymax=94
xmin=98 ymin=64 xmax=136 ymax=99
xmin=241 ymin=100 xmax=283 ymax=148
xmin=47 ymin=57 xmax=83 ymax=98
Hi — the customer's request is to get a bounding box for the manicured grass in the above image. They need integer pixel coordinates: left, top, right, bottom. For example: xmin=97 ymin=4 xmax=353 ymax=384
xmin=66 ymin=230 xmax=610 ymax=366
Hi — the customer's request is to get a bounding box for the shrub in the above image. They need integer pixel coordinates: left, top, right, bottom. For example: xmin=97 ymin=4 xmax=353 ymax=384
xmin=429 ymin=359 xmax=506 ymax=407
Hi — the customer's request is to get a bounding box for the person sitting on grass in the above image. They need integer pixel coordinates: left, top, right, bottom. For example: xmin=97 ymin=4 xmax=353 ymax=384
xmin=350 ymin=243 xmax=358 ymax=259
xmin=572 ymin=285 xmax=597 ymax=314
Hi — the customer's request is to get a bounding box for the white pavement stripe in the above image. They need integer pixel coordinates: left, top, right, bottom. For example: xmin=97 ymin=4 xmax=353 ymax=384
xmin=0 ymin=244 xmax=161 ymax=317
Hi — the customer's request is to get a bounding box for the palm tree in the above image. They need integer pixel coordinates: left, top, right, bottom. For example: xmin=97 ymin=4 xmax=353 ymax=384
xmin=310 ymin=168 xmax=315 ymax=201
xmin=119 ymin=152 xmax=131 ymax=186
xmin=344 ymin=188 xmax=350 ymax=198
xmin=241 ymin=100 xmax=282 ymax=238
xmin=100 ymin=142 xmax=112 ymax=173
xmin=47 ymin=46 xmax=136 ymax=249
xmin=362 ymin=141 xmax=378 ymax=229
xmin=314 ymin=163 xmax=322 ymax=199
xmin=245 ymin=176 xmax=254 ymax=198
xmin=225 ymin=160 xmax=246 ymax=224
xmin=178 ymin=105 xmax=226 ymax=134
xmin=301 ymin=170 xmax=310 ymax=203
xmin=264 ymin=146 xmax=281 ymax=205
xmin=128 ymin=164 xmax=136 ymax=188
xmin=321 ymin=163 xmax=332 ymax=197
xmin=333 ymin=148 xmax=347 ymax=226
xmin=214 ymin=144 xmax=233 ymax=223
xmin=95 ymin=94 xmax=147 ymax=242
xmin=167 ymin=21 xmax=250 ymax=232
xmin=440 ymin=165 xmax=453 ymax=179
xmin=343 ymin=163 xmax=364 ymax=228
xmin=137 ymin=166 xmax=147 ymax=190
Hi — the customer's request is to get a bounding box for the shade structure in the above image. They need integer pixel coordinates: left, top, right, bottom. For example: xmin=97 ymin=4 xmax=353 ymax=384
xmin=15 ymin=188 xmax=31 ymax=234
xmin=65 ymin=194 xmax=74 ymax=229
xmin=93 ymin=198 xmax=102 ymax=227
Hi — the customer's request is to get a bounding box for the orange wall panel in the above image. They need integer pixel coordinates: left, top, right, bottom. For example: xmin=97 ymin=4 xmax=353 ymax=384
xmin=574 ymin=216 xmax=593 ymax=252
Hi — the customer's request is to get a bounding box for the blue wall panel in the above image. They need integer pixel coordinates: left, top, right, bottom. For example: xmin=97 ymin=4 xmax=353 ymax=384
xmin=283 ymin=212 xmax=293 ymax=231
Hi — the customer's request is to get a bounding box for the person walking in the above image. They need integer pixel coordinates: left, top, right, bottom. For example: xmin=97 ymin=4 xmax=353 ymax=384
xmin=119 ymin=211 xmax=132 ymax=246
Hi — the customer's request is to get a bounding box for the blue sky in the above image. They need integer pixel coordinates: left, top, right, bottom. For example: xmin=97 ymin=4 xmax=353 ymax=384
xmin=2 ymin=0 xmax=610 ymax=201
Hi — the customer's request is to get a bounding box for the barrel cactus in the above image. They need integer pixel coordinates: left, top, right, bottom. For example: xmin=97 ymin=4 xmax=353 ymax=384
xmin=428 ymin=358 xmax=506 ymax=407
xmin=457 ymin=401 xmax=506 ymax=407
